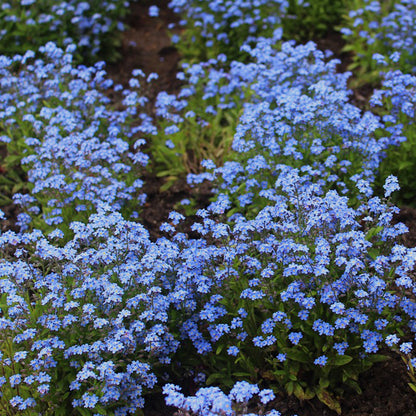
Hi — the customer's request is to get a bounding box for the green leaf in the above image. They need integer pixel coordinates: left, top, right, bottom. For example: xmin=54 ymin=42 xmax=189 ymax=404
xmin=319 ymin=378 xmax=330 ymax=388
xmin=293 ymin=383 xmax=307 ymax=400
xmin=345 ymin=378 xmax=362 ymax=394
xmin=206 ymin=373 xmax=223 ymax=385
xmin=289 ymin=373 xmax=298 ymax=381
xmin=303 ymin=387 xmax=316 ymax=401
xmin=367 ymin=247 xmax=380 ymax=260
xmin=286 ymin=349 xmax=310 ymax=363
xmin=54 ymin=408 xmax=68 ymax=416
xmin=367 ymin=354 xmax=390 ymax=363
xmin=78 ymin=408 xmax=94 ymax=416
xmin=333 ymin=355 xmax=353 ymax=366
xmin=232 ymin=372 xmax=253 ymax=378
xmin=399 ymin=160 xmax=414 ymax=170
xmin=365 ymin=226 xmax=383 ymax=241
xmin=316 ymin=388 xmax=342 ymax=415
xmin=286 ymin=381 xmax=295 ymax=395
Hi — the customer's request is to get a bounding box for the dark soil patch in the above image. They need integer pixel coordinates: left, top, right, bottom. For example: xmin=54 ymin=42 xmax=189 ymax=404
xmin=141 ymin=174 xmax=213 ymax=241
xmin=315 ymin=30 xmax=350 ymax=73
xmin=315 ymin=31 xmax=375 ymax=108
xmin=142 ymin=350 xmax=416 ymax=416
xmin=107 ymin=0 xmax=182 ymax=100
xmin=106 ymin=0 xmax=206 ymax=238
xmin=270 ymin=351 xmax=416 ymax=416
xmin=0 ymin=202 xmax=20 ymax=233
xmin=393 ymin=206 xmax=416 ymax=248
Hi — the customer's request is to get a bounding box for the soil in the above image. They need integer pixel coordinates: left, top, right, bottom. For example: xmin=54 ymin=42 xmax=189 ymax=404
xmin=106 ymin=0 xmax=214 ymax=241
xmin=273 ymin=352 xmax=416 ymax=416
xmin=107 ymin=0 xmax=182 ymax=99
xmin=315 ymin=31 xmax=375 ymax=108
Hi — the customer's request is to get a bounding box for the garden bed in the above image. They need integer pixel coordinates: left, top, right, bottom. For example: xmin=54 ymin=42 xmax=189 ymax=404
xmin=121 ymin=3 xmax=416 ymax=415
xmin=1 ymin=1 xmax=416 ymax=415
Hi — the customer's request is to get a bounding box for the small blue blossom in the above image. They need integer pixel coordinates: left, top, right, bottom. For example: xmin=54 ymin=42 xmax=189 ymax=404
xmin=227 ymin=346 xmax=239 ymax=356
xmin=149 ymin=5 xmax=159 ymax=17
xmin=383 ymin=175 xmax=400 ymax=198
xmin=400 ymin=342 xmax=413 ymax=354
xmin=288 ymin=332 xmax=303 ymax=345
xmin=314 ymin=355 xmax=328 ymax=366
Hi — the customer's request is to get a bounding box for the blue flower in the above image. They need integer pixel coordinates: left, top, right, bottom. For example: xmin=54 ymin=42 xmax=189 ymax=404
xmin=227 ymin=346 xmax=239 ymax=356
xmin=314 ymin=355 xmax=328 ymax=366
xmin=383 ymin=175 xmax=400 ymax=198
xmin=149 ymin=5 xmax=159 ymax=17
xmin=288 ymin=332 xmax=303 ymax=345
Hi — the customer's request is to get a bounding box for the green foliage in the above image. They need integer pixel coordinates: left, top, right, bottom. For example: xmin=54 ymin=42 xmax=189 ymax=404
xmin=151 ymin=61 xmax=245 ymax=190
xmin=169 ymin=0 xmax=288 ymax=64
xmin=282 ymin=0 xmax=347 ymax=41
xmin=402 ymin=354 xmax=416 ymax=395
xmin=376 ymin=119 xmax=416 ymax=206
xmin=0 ymin=107 xmax=37 ymax=208
xmin=0 ymin=289 xmax=77 ymax=415
xmin=205 ymin=283 xmax=390 ymax=411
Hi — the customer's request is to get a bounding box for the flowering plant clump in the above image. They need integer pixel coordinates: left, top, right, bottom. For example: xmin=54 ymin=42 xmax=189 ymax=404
xmin=0 ymin=42 xmax=151 ymax=235
xmin=187 ymin=40 xmax=389 ymax=218
xmin=168 ymin=0 xmax=290 ymax=62
xmin=0 ymin=0 xmax=133 ymax=63
xmin=152 ymin=55 xmax=252 ymax=188
xmin=341 ymin=0 xmax=416 ymax=85
xmin=1 ymin=1 xmax=416 ymax=415
xmin=0 ymin=206 xmax=184 ymax=414
xmin=174 ymin=165 xmax=415 ymax=413
xmin=168 ymin=0 xmax=347 ymax=64
xmin=163 ymin=381 xmax=282 ymax=416
xmin=370 ymin=68 xmax=416 ymax=204
xmin=169 ymin=30 xmax=416 ymax=416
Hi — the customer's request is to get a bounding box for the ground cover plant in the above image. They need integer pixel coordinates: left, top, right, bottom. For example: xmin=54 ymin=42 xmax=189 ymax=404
xmin=1 ymin=0 xmax=416 ymax=415
xmin=370 ymin=67 xmax=416 ymax=206
xmin=0 ymin=0 xmax=136 ymax=63
xmin=341 ymin=0 xmax=416 ymax=86
xmin=0 ymin=42 xmax=152 ymax=236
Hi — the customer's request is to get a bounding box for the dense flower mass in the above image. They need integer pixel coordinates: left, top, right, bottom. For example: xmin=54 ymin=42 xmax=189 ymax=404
xmin=0 ymin=42 xmax=151 ymax=234
xmin=0 ymin=0 xmax=134 ymax=62
xmin=168 ymin=0 xmax=290 ymax=60
xmin=341 ymin=0 xmax=416 ymax=84
xmin=1 ymin=0 xmax=416 ymax=415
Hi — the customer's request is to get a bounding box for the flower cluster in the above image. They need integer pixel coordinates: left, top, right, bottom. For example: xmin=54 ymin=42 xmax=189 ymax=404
xmin=0 ymin=0 xmax=133 ymax=63
xmin=0 ymin=206 xmax=182 ymax=414
xmin=370 ymin=68 xmax=416 ymax=204
xmin=163 ymin=381 xmax=281 ymax=416
xmin=168 ymin=0 xmax=289 ymax=61
xmin=152 ymin=54 xmax=250 ymax=185
xmin=0 ymin=42 xmax=151 ymax=234
xmin=341 ymin=0 xmax=416 ymax=84
xmin=188 ymin=40 xmax=389 ymax=215
xmin=164 ymin=22 xmax=416 ymax=415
